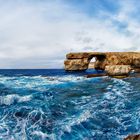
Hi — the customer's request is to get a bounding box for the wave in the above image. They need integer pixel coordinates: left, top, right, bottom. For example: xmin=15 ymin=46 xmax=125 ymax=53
xmin=61 ymin=110 xmax=91 ymax=133
xmin=0 ymin=94 xmax=32 ymax=105
xmin=0 ymin=73 xmax=139 ymax=139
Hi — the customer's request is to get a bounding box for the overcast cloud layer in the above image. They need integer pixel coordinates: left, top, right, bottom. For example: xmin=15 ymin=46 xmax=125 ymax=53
xmin=0 ymin=0 xmax=140 ymax=68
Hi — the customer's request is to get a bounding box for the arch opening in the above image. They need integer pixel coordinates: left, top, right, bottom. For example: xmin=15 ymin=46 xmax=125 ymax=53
xmin=88 ymin=55 xmax=106 ymax=70
xmin=88 ymin=57 xmax=96 ymax=69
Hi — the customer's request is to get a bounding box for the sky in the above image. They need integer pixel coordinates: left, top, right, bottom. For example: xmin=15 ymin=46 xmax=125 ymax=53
xmin=0 ymin=0 xmax=140 ymax=68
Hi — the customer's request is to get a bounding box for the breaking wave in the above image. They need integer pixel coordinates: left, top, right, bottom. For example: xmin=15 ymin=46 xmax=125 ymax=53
xmin=0 ymin=94 xmax=32 ymax=105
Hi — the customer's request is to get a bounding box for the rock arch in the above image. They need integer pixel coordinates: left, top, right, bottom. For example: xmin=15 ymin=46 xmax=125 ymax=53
xmin=64 ymin=52 xmax=140 ymax=71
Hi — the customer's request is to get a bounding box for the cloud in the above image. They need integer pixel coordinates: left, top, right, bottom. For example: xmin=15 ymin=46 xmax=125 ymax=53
xmin=0 ymin=0 xmax=139 ymax=68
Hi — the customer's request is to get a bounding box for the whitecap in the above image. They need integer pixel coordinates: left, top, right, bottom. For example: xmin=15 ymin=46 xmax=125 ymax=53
xmin=0 ymin=94 xmax=32 ymax=105
xmin=31 ymin=131 xmax=48 ymax=139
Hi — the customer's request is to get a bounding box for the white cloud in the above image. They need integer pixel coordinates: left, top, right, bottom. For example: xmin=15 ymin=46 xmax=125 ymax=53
xmin=0 ymin=0 xmax=139 ymax=68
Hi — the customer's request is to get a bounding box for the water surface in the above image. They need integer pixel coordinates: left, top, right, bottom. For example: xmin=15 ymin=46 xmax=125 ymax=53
xmin=0 ymin=69 xmax=139 ymax=140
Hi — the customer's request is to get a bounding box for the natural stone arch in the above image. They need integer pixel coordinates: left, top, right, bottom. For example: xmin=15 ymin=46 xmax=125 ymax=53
xmin=64 ymin=52 xmax=107 ymax=71
xmin=64 ymin=52 xmax=140 ymax=71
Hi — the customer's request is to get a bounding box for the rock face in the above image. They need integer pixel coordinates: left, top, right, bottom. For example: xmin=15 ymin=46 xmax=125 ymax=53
xmin=124 ymin=134 xmax=140 ymax=140
xmin=64 ymin=58 xmax=89 ymax=71
xmin=105 ymin=65 xmax=131 ymax=76
xmin=64 ymin=52 xmax=140 ymax=71
xmin=64 ymin=52 xmax=106 ymax=71
xmin=88 ymin=62 xmax=95 ymax=69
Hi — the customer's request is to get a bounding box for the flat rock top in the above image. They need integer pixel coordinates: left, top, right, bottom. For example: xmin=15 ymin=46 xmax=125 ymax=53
xmin=66 ymin=52 xmax=140 ymax=59
xmin=66 ymin=52 xmax=106 ymax=59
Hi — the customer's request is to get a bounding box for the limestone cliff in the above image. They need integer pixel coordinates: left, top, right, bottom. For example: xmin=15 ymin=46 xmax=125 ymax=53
xmin=105 ymin=65 xmax=131 ymax=76
xmin=64 ymin=52 xmax=140 ymax=71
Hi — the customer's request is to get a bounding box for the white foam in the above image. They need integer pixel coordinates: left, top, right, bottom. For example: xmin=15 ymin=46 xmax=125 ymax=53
xmin=44 ymin=75 xmax=86 ymax=84
xmin=31 ymin=131 xmax=48 ymax=139
xmin=32 ymin=131 xmax=57 ymax=140
xmin=104 ymin=78 xmax=133 ymax=99
xmin=0 ymin=94 xmax=32 ymax=105
xmin=0 ymin=75 xmax=87 ymax=92
xmin=62 ymin=110 xmax=91 ymax=133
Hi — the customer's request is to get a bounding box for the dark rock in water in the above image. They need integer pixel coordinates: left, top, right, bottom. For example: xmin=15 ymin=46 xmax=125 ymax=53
xmin=110 ymin=75 xmax=129 ymax=79
xmin=86 ymin=73 xmax=107 ymax=78
xmin=124 ymin=134 xmax=140 ymax=140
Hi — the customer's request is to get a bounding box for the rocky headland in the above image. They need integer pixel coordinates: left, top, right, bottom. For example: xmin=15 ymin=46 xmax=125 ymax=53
xmin=64 ymin=52 xmax=140 ymax=77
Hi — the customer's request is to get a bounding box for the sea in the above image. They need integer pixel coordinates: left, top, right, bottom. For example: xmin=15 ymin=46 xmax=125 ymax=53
xmin=0 ymin=69 xmax=139 ymax=140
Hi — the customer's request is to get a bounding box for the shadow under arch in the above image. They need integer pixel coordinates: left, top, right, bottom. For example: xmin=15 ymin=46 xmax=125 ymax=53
xmin=88 ymin=54 xmax=106 ymax=71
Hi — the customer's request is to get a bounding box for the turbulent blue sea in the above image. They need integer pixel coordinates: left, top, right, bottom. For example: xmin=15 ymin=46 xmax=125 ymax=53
xmin=0 ymin=69 xmax=139 ymax=140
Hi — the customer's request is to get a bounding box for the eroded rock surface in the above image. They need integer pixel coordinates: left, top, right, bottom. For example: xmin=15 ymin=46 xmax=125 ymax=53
xmin=105 ymin=65 xmax=131 ymax=76
xmin=124 ymin=134 xmax=140 ymax=140
xmin=64 ymin=52 xmax=140 ymax=71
